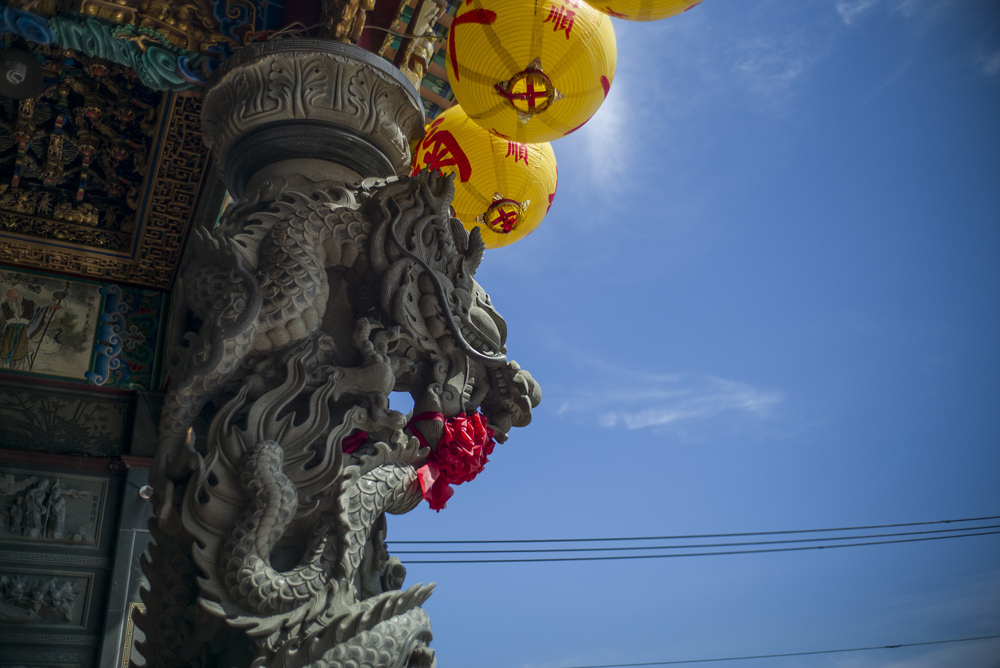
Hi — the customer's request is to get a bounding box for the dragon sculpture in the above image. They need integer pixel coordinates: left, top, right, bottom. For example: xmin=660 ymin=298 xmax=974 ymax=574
xmin=138 ymin=170 xmax=540 ymax=667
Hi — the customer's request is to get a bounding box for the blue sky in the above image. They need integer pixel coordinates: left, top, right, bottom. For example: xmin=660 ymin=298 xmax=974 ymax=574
xmin=390 ymin=1 xmax=1000 ymax=666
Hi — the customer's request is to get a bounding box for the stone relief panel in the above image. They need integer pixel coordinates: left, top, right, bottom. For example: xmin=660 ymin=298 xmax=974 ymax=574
xmin=0 ymin=380 xmax=130 ymax=457
xmin=0 ymin=570 xmax=92 ymax=628
xmin=0 ymin=471 xmax=106 ymax=548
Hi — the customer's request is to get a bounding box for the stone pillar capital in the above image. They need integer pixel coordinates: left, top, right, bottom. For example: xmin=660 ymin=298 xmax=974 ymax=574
xmin=201 ymin=39 xmax=425 ymax=197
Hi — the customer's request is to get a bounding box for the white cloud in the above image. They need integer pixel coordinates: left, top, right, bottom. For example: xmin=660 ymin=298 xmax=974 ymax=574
xmin=882 ymin=570 xmax=1000 ymax=630
xmin=556 ymin=372 xmax=783 ymax=432
xmin=729 ymin=33 xmax=821 ymax=110
xmin=980 ymin=49 xmax=1000 ymax=77
xmin=888 ymin=0 xmax=924 ymax=20
xmin=581 ymin=72 xmax=630 ymax=188
xmin=836 ymin=0 xmax=880 ymax=25
xmin=836 ymin=570 xmax=1000 ymax=667
xmin=570 ymin=6 xmax=835 ymax=190
xmin=868 ymin=0 xmax=957 ymax=27
xmin=834 ymin=0 xmax=945 ymax=26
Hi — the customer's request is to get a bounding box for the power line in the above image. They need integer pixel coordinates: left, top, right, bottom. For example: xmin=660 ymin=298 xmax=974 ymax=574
xmin=388 ymin=514 xmax=1000 ymax=545
xmin=554 ymin=634 xmax=1000 ymax=667
xmin=400 ymin=529 xmax=1000 ymax=563
xmin=391 ymin=523 xmax=1000 ymax=555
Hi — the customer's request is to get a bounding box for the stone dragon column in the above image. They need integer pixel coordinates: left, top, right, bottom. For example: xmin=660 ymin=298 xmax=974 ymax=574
xmin=137 ymin=39 xmax=540 ymax=668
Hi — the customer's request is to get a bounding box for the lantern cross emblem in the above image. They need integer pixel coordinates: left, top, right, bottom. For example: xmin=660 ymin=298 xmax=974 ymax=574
xmin=479 ymin=194 xmax=529 ymax=235
xmin=494 ymin=206 xmax=519 ymax=233
xmin=494 ymin=60 xmax=563 ymax=120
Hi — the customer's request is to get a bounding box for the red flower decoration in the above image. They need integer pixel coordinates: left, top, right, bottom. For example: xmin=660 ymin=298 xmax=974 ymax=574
xmin=410 ymin=412 xmax=496 ymax=511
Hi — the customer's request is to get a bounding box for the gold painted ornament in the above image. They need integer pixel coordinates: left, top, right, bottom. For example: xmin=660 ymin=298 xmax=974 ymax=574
xmin=584 ymin=0 xmax=703 ymax=21
xmin=412 ymin=105 xmax=558 ymax=248
xmin=447 ymin=0 xmax=617 ymax=143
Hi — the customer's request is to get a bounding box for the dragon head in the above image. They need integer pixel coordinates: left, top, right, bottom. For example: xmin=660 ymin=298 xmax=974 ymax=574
xmin=364 ymin=170 xmax=541 ymax=446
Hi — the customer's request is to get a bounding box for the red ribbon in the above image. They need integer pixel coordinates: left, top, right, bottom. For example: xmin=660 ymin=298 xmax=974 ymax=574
xmin=341 ymin=430 xmax=368 ymax=454
xmin=406 ymin=412 xmax=447 ymax=450
xmin=407 ymin=411 xmax=495 ymax=512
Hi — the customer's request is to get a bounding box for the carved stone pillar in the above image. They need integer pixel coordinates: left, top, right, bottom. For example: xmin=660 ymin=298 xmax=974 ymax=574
xmin=137 ymin=40 xmax=540 ymax=668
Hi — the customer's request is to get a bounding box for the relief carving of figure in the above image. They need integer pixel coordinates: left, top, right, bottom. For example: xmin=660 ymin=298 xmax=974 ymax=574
xmin=8 ymin=496 xmax=24 ymax=533
xmin=22 ymin=481 xmax=47 ymax=538
xmin=45 ymin=481 xmax=66 ymax=539
xmin=0 ymin=575 xmax=79 ymax=624
xmin=0 ymin=475 xmax=88 ymax=541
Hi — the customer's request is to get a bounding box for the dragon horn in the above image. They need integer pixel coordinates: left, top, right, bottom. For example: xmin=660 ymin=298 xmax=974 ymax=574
xmin=465 ymin=226 xmax=486 ymax=275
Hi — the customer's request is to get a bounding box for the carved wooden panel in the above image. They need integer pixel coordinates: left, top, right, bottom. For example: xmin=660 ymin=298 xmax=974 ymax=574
xmin=0 ymin=380 xmax=131 ymax=457
xmin=0 ymin=90 xmax=214 ymax=290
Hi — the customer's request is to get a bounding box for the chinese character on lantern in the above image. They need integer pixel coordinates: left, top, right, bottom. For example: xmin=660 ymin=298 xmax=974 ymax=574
xmin=505 ymin=141 xmax=529 ymax=166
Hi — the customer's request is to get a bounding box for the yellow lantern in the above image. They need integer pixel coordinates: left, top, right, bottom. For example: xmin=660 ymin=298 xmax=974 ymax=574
xmin=447 ymin=0 xmax=616 ymax=143
xmin=412 ymin=105 xmax=558 ymax=248
xmin=584 ymin=0 xmax=702 ymax=22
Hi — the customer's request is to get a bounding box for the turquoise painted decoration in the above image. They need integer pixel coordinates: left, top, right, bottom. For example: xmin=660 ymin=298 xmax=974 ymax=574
xmin=0 ymin=7 xmax=54 ymax=44
xmin=50 ymin=16 xmax=205 ymax=92
xmin=86 ymin=285 xmax=127 ymax=386
xmin=0 ymin=7 xmax=206 ymax=92
xmin=85 ymin=284 xmax=166 ymax=389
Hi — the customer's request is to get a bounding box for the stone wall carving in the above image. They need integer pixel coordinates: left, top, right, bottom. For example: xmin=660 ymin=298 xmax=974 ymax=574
xmin=0 ymin=571 xmax=90 ymax=627
xmin=0 ymin=465 xmax=121 ymax=667
xmin=0 ymin=472 xmax=105 ymax=547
